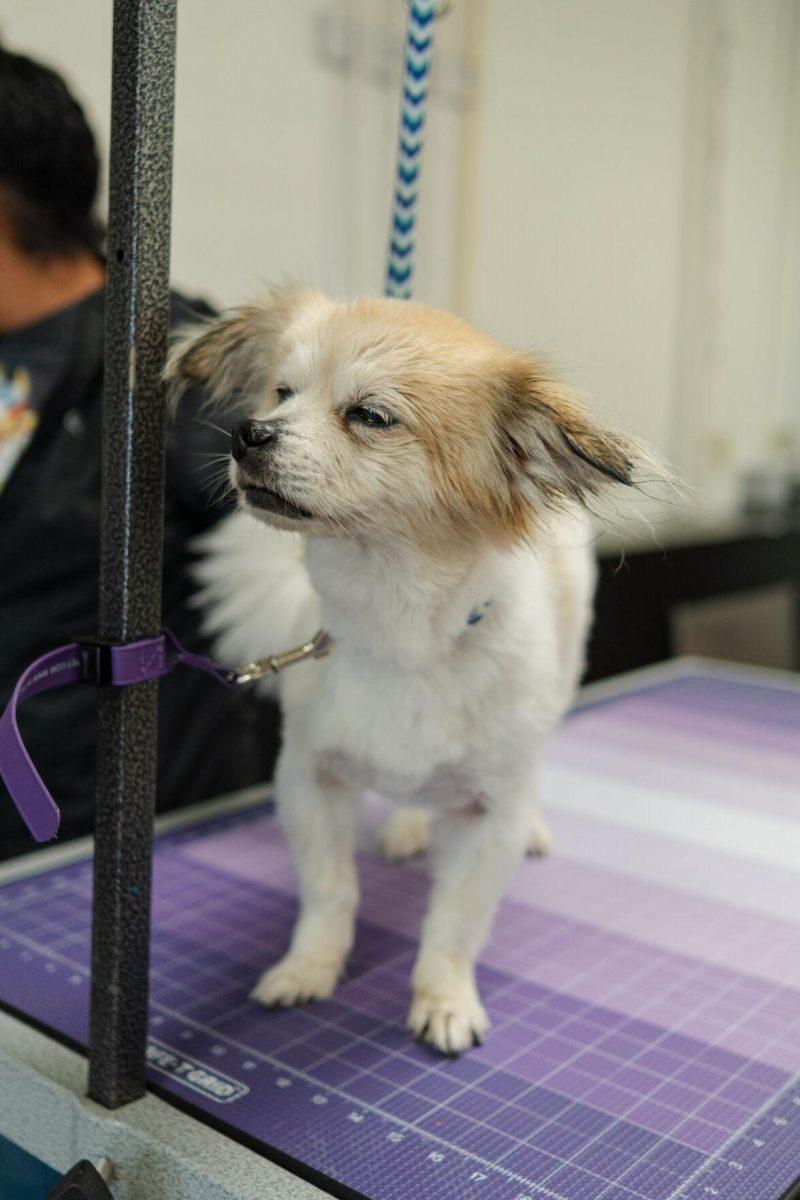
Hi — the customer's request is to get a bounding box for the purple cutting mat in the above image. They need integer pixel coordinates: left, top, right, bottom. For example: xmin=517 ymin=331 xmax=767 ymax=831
xmin=1 ymin=667 xmax=800 ymax=1200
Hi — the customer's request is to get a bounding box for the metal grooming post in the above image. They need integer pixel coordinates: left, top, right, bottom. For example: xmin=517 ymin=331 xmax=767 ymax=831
xmin=88 ymin=0 xmax=177 ymax=1108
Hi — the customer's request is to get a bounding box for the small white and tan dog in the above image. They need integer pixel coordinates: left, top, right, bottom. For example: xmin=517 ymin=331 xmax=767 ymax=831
xmin=167 ymin=289 xmax=643 ymax=1055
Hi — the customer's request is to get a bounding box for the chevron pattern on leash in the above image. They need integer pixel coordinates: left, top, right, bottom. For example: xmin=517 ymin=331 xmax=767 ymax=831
xmin=385 ymin=1 xmax=442 ymax=299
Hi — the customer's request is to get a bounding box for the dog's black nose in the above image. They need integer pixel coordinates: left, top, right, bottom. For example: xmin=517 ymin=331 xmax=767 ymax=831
xmin=231 ymin=419 xmax=277 ymax=463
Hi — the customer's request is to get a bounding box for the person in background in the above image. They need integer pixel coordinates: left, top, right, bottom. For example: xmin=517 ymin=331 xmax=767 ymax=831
xmin=0 ymin=43 xmax=280 ymax=860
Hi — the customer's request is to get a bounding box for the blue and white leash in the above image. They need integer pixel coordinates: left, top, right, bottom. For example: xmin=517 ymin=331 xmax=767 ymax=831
xmin=385 ymin=1 xmax=448 ymax=299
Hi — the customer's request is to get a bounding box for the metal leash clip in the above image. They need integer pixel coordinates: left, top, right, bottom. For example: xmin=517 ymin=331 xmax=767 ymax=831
xmin=229 ymin=628 xmax=332 ymax=685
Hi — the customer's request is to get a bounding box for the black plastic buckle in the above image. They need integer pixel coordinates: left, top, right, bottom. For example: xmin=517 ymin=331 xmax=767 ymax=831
xmin=73 ymin=635 xmax=119 ymax=687
xmin=44 ymin=1159 xmax=114 ymax=1199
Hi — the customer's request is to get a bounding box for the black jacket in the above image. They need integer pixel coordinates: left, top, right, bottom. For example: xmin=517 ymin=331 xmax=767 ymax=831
xmin=0 ymin=288 xmax=279 ymax=859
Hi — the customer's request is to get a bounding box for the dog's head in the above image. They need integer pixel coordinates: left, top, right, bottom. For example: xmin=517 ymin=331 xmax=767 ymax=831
xmin=167 ymin=288 xmax=643 ymax=545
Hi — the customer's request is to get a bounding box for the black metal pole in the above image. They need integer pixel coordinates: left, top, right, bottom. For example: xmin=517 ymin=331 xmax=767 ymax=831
xmin=88 ymin=0 xmax=177 ymax=1109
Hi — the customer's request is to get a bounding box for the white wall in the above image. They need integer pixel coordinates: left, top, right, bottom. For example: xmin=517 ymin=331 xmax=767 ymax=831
xmin=667 ymin=0 xmax=800 ymax=511
xmin=470 ymin=0 xmax=692 ymax=459
xmin=470 ymin=0 xmax=800 ymax=511
xmin=2 ymin=0 xmax=799 ymax=516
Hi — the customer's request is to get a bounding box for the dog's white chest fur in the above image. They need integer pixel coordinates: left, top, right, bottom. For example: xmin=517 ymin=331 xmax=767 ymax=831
xmin=304 ymin=572 xmax=480 ymax=795
xmin=308 ymin=651 xmax=486 ymax=805
xmin=315 ymin=748 xmax=475 ymax=812
xmin=221 ymin=514 xmax=597 ymax=811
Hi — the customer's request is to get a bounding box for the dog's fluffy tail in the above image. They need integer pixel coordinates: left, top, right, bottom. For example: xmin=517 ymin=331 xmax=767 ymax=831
xmin=191 ymin=511 xmax=320 ymax=692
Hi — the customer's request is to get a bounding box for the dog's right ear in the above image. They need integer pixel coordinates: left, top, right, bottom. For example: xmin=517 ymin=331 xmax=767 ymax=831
xmin=165 ymin=287 xmax=320 ymax=409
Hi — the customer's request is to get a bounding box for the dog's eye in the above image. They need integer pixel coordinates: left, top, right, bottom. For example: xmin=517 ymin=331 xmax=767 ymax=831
xmin=275 ymin=385 xmax=294 ymax=404
xmin=346 ymin=404 xmax=398 ymax=429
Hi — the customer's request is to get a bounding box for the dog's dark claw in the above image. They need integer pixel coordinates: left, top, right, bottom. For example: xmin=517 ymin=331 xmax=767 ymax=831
xmin=420 ymin=1039 xmax=455 ymax=1059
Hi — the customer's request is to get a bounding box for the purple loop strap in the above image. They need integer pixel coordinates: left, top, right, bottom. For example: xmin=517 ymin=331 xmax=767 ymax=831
xmin=0 ymin=631 xmax=238 ymax=844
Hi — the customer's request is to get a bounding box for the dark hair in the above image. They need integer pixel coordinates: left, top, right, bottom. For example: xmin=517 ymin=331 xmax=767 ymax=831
xmin=0 ymin=44 xmax=104 ymax=259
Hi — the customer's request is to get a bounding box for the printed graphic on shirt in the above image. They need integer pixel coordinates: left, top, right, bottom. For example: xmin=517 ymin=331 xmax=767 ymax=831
xmin=0 ymin=364 xmax=38 ymax=493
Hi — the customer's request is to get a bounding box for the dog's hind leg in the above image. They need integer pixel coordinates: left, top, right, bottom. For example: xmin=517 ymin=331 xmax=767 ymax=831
xmin=380 ymin=806 xmax=431 ymax=860
xmin=527 ymin=806 xmax=553 ymax=857
xmin=250 ymin=748 xmax=359 ymax=1008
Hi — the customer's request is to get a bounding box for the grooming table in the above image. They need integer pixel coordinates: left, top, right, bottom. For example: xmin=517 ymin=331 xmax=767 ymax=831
xmin=1 ymin=660 xmax=799 ymax=1200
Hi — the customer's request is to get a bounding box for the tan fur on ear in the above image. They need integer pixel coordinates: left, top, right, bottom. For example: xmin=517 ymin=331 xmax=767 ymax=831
xmin=498 ymin=360 xmax=641 ymax=513
xmin=168 ymin=308 xmax=262 ymax=387
xmin=164 ymin=286 xmax=322 ymax=410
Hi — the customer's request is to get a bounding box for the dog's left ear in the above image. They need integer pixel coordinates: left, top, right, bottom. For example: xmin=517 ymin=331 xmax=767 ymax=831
xmin=165 ymin=305 xmax=277 ymax=412
xmin=165 ymin=287 xmax=320 ymax=409
xmin=498 ymin=361 xmax=638 ymax=509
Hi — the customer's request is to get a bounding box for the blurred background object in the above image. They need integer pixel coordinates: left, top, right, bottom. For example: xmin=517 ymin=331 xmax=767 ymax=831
xmin=2 ymin=0 xmax=799 ymax=676
xmin=0 ymin=27 xmax=281 ymax=860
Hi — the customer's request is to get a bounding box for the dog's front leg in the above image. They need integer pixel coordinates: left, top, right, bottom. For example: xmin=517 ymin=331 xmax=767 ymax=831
xmin=409 ymin=796 xmax=528 ymax=1055
xmin=250 ymin=752 xmax=359 ymax=1008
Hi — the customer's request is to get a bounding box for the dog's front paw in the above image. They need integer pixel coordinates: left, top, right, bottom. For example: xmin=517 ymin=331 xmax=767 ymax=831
xmin=380 ymin=807 xmax=431 ymax=860
xmin=527 ymin=812 xmax=553 ymax=857
xmin=250 ymin=954 xmax=341 ymax=1008
xmin=408 ymin=981 xmax=489 ymax=1055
